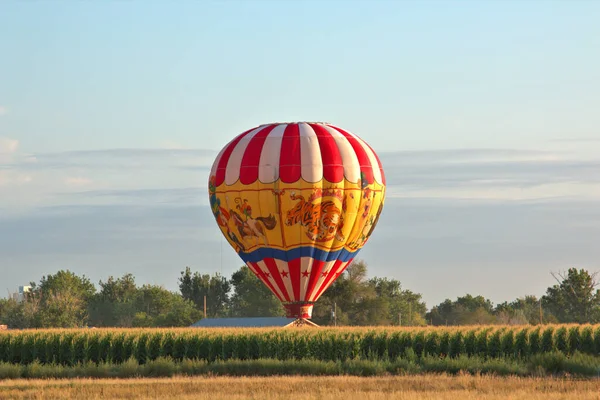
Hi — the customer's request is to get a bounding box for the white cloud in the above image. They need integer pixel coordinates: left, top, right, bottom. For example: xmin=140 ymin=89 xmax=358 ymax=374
xmin=65 ymin=177 xmax=93 ymax=186
xmin=379 ymin=147 xmax=600 ymax=202
xmin=0 ymin=137 xmax=19 ymax=154
xmin=0 ymin=143 xmax=598 ymax=213
xmin=0 ymin=171 xmax=32 ymax=187
xmin=386 ymin=181 xmax=600 ymax=202
xmin=17 ymin=175 xmax=32 ymax=184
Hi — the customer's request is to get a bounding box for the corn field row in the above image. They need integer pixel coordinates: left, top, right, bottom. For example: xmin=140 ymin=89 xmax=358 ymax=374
xmin=0 ymin=325 xmax=599 ymax=365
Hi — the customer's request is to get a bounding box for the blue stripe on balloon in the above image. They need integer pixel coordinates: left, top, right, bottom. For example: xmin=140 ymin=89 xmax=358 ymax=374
xmin=238 ymin=246 xmax=360 ymax=264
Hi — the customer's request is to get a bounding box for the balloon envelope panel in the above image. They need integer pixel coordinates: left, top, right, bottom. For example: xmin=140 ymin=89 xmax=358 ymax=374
xmin=208 ymin=122 xmax=385 ymax=318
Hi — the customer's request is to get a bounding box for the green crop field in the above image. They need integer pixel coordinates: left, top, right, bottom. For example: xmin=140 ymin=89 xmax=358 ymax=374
xmin=0 ymin=324 xmax=599 ymax=379
xmin=2 ymin=324 xmax=600 ymax=365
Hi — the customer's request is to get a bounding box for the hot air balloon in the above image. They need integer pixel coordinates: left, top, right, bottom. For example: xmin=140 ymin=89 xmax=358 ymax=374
xmin=208 ymin=122 xmax=385 ymax=322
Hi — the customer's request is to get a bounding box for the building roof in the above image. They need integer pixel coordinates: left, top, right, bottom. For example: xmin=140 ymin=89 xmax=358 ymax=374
xmin=191 ymin=317 xmax=297 ymax=328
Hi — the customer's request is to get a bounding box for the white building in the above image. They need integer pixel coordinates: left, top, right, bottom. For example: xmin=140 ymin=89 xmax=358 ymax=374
xmin=10 ymin=285 xmax=31 ymax=302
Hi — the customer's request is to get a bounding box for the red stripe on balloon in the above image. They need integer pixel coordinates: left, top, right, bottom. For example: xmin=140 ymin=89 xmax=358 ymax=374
xmin=279 ymin=124 xmax=302 ymax=183
xmin=288 ymin=258 xmax=301 ymax=301
xmin=309 ymin=123 xmax=344 ymax=183
xmin=214 ymin=127 xmax=257 ymax=186
xmin=248 ymin=261 xmax=285 ymax=302
xmin=327 ymin=125 xmax=374 ymax=184
xmin=263 ymin=258 xmax=291 ymax=302
xmin=305 ymin=259 xmax=325 ymax=301
xmin=312 ymin=260 xmax=345 ymax=301
xmin=363 ymin=141 xmax=386 ymax=185
xmin=239 ymin=124 xmax=277 ymax=185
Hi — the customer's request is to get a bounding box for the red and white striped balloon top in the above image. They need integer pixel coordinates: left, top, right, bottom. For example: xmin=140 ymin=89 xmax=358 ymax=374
xmin=210 ymin=122 xmax=386 ymax=187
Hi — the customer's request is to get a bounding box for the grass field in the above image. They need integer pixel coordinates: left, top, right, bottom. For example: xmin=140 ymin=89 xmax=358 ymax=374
xmin=0 ymin=375 xmax=599 ymax=400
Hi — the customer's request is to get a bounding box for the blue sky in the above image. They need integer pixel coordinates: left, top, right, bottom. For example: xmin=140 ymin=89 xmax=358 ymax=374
xmin=1 ymin=1 xmax=599 ymax=307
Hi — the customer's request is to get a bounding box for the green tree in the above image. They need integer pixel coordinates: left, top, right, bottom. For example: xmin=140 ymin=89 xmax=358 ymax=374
xmin=229 ymin=265 xmax=285 ymax=317
xmin=88 ymin=273 xmax=138 ymax=327
xmin=97 ymin=273 xmax=137 ymax=302
xmin=132 ymin=284 xmax=201 ymax=327
xmin=338 ymin=260 xmax=379 ymax=325
xmin=178 ymin=267 xmax=230 ymax=318
xmin=369 ymin=277 xmax=428 ymax=326
xmin=427 ymin=295 xmax=496 ymax=326
xmin=313 ymin=260 xmax=374 ymax=325
xmin=0 ymin=298 xmax=39 ymax=329
xmin=33 ymin=270 xmax=96 ymax=328
xmin=494 ymin=295 xmax=557 ymax=325
xmin=154 ymin=295 xmax=203 ymax=327
xmin=0 ymin=299 xmax=13 ymax=325
xmin=37 ymin=291 xmax=89 ymax=328
xmin=1 ymin=288 xmax=42 ymax=329
xmin=312 ymin=260 xmax=426 ymax=326
xmin=542 ymin=268 xmax=600 ymax=323
xmin=36 ymin=270 xmax=96 ymax=300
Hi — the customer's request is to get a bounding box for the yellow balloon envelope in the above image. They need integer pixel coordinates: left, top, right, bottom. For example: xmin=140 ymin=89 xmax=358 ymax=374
xmin=208 ymin=122 xmax=385 ymax=319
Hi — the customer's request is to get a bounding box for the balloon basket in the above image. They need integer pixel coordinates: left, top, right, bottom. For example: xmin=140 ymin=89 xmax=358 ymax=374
xmin=283 ymin=304 xmax=319 ymax=327
xmin=283 ymin=303 xmax=314 ymax=319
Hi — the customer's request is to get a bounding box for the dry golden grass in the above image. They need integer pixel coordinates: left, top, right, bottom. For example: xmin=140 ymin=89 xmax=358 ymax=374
xmin=0 ymin=375 xmax=598 ymax=400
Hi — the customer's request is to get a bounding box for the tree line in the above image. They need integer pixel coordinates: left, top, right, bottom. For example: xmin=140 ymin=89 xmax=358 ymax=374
xmin=1 ymin=261 xmax=599 ymax=328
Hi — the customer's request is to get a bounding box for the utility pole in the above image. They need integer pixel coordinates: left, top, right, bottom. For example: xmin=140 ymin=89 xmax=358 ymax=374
xmin=204 ymin=295 xmax=207 ymax=319
xmin=409 ymin=303 xmax=412 ymax=326
xmin=398 ymin=312 xmax=401 ymax=326
xmin=539 ymin=299 xmax=543 ymax=325
xmin=334 ymin=302 xmax=337 ymax=327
